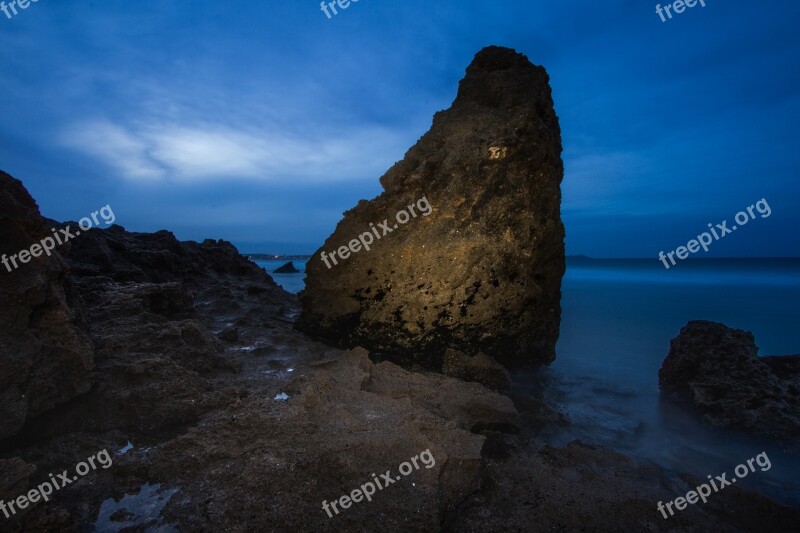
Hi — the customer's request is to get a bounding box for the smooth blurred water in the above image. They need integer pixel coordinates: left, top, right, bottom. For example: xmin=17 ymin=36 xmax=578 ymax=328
xmin=254 ymin=259 xmax=308 ymax=294
xmin=533 ymin=257 xmax=800 ymax=508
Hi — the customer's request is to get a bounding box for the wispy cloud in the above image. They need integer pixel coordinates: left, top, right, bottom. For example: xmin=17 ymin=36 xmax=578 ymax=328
xmin=60 ymin=118 xmax=409 ymax=184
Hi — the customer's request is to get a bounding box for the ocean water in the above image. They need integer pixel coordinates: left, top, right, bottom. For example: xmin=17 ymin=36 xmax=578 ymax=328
xmin=256 ymin=256 xmax=800 ymax=507
xmin=532 ymin=258 xmax=800 ymax=508
xmin=254 ymin=259 xmax=308 ymax=294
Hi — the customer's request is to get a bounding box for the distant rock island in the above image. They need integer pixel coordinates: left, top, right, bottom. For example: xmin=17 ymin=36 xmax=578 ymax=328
xmin=274 ymin=261 xmax=300 ymax=274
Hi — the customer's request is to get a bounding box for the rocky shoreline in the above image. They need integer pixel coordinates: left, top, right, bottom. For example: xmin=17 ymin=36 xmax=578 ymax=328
xmin=1 ymin=171 xmax=798 ymax=531
xmin=2 ymin=45 xmax=799 ymax=531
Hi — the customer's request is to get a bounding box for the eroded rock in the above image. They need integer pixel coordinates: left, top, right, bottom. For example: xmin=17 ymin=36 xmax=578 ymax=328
xmin=298 ymin=46 xmax=565 ymax=368
xmin=659 ymin=320 xmax=800 ymax=442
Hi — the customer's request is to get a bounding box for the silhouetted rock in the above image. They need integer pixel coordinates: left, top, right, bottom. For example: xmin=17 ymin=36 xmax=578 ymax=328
xmin=298 ymin=46 xmax=565 ymax=368
xmin=274 ymin=261 xmax=299 ymax=273
xmin=37 ymin=222 xmax=297 ymax=437
xmin=0 ymin=171 xmax=94 ymax=441
xmin=659 ymin=320 xmax=800 ymax=442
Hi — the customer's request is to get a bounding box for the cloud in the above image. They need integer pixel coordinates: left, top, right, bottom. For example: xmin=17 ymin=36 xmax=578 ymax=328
xmin=60 ymin=118 xmax=410 ymax=184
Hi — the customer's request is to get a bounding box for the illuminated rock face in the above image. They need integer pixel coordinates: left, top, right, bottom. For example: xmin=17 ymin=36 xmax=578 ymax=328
xmin=298 ymin=46 xmax=565 ymax=368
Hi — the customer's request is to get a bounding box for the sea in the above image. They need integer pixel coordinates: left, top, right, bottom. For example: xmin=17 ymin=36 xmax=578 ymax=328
xmin=255 ymin=257 xmax=800 ymax=508
xmin=254 ymin=259 xmax=309 ymax=295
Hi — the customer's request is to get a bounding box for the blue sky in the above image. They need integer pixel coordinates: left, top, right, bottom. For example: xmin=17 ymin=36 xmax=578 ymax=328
xmin=1 ymin=0 xmax=798 ymax=257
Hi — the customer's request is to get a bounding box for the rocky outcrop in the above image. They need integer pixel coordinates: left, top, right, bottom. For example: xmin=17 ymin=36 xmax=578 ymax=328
xmin=0 ymin=171 xmax=94 ymax=441
xmin=274 ymin=261 xmax=299 ymax=273
xmin=298 ymin=46 xmax=565 ymax=368
xmin=659 ymin=320 xmax=800 ymax=442
xmin=30 ymin=222 xmax=298 ymax=438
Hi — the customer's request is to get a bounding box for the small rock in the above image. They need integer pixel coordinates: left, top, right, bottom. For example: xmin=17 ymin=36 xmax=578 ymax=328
xmin=274 ymin=261 xmax=299 ymax=274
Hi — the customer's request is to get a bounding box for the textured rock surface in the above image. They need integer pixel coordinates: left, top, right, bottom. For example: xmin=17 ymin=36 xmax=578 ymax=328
xmin=297 ymin=46 xmax=565 ymax=368
xmin=0 ymin=171 xmax=94 ymax=441
xmin=448 ymin=440 xmax=800 ymax=532
xmin=659 ymin=320 xmax=800 ymax=442
xmin=29 ymin=223 xmax=298 ymax=438
xmin=442 ymin=348 xmax=512 ymax=391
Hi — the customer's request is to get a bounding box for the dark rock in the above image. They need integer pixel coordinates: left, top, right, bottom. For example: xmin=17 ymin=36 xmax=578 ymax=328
xmin=659 ymin=320 xmax=800 ymax=441
xmin=273 ymin=261 xmax=299 ymax=274
xmin=297 ymin=46 xmax=565 ymax=368
xmin=447 ymin=440 xmax=800 ymax=531
xmin=24 ymin=221 xmax=296 ymax=438
xmin=0 ymin=171 xmax=94 ymax=441
xmin=442 ymin=348 xmax=512 ymax=391
xmin=219 ymin=327 xmax=240 ymax=342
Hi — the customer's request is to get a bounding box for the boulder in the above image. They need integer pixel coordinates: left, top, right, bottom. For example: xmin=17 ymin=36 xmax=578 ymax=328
xmin=659 ymin=320 xmax=800 ymax=441
xmin=0 ymin=171 xmax=94 ymax=441
xmin=297 ymin=46 xmax=565 ymax=368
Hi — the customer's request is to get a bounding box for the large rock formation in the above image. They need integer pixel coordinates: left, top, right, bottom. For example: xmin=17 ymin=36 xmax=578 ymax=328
xmin=0 ymin=171 xmax=94 ymax=441
xmin=659 ymin=320 xmax=800 ymax=442
xmin=298 ymin=46 xmax=565 ymax=367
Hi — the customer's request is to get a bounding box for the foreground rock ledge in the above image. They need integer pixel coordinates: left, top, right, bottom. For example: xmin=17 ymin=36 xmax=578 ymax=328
xmin=298 ymin=46 xmax=566 ymax=368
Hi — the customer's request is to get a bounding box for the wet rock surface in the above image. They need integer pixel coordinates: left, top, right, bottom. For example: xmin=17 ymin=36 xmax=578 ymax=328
xmin=298 ymin=46 xmax=566 ymax=369
xmin=659 ymin=320 xmax=800 ymax=442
